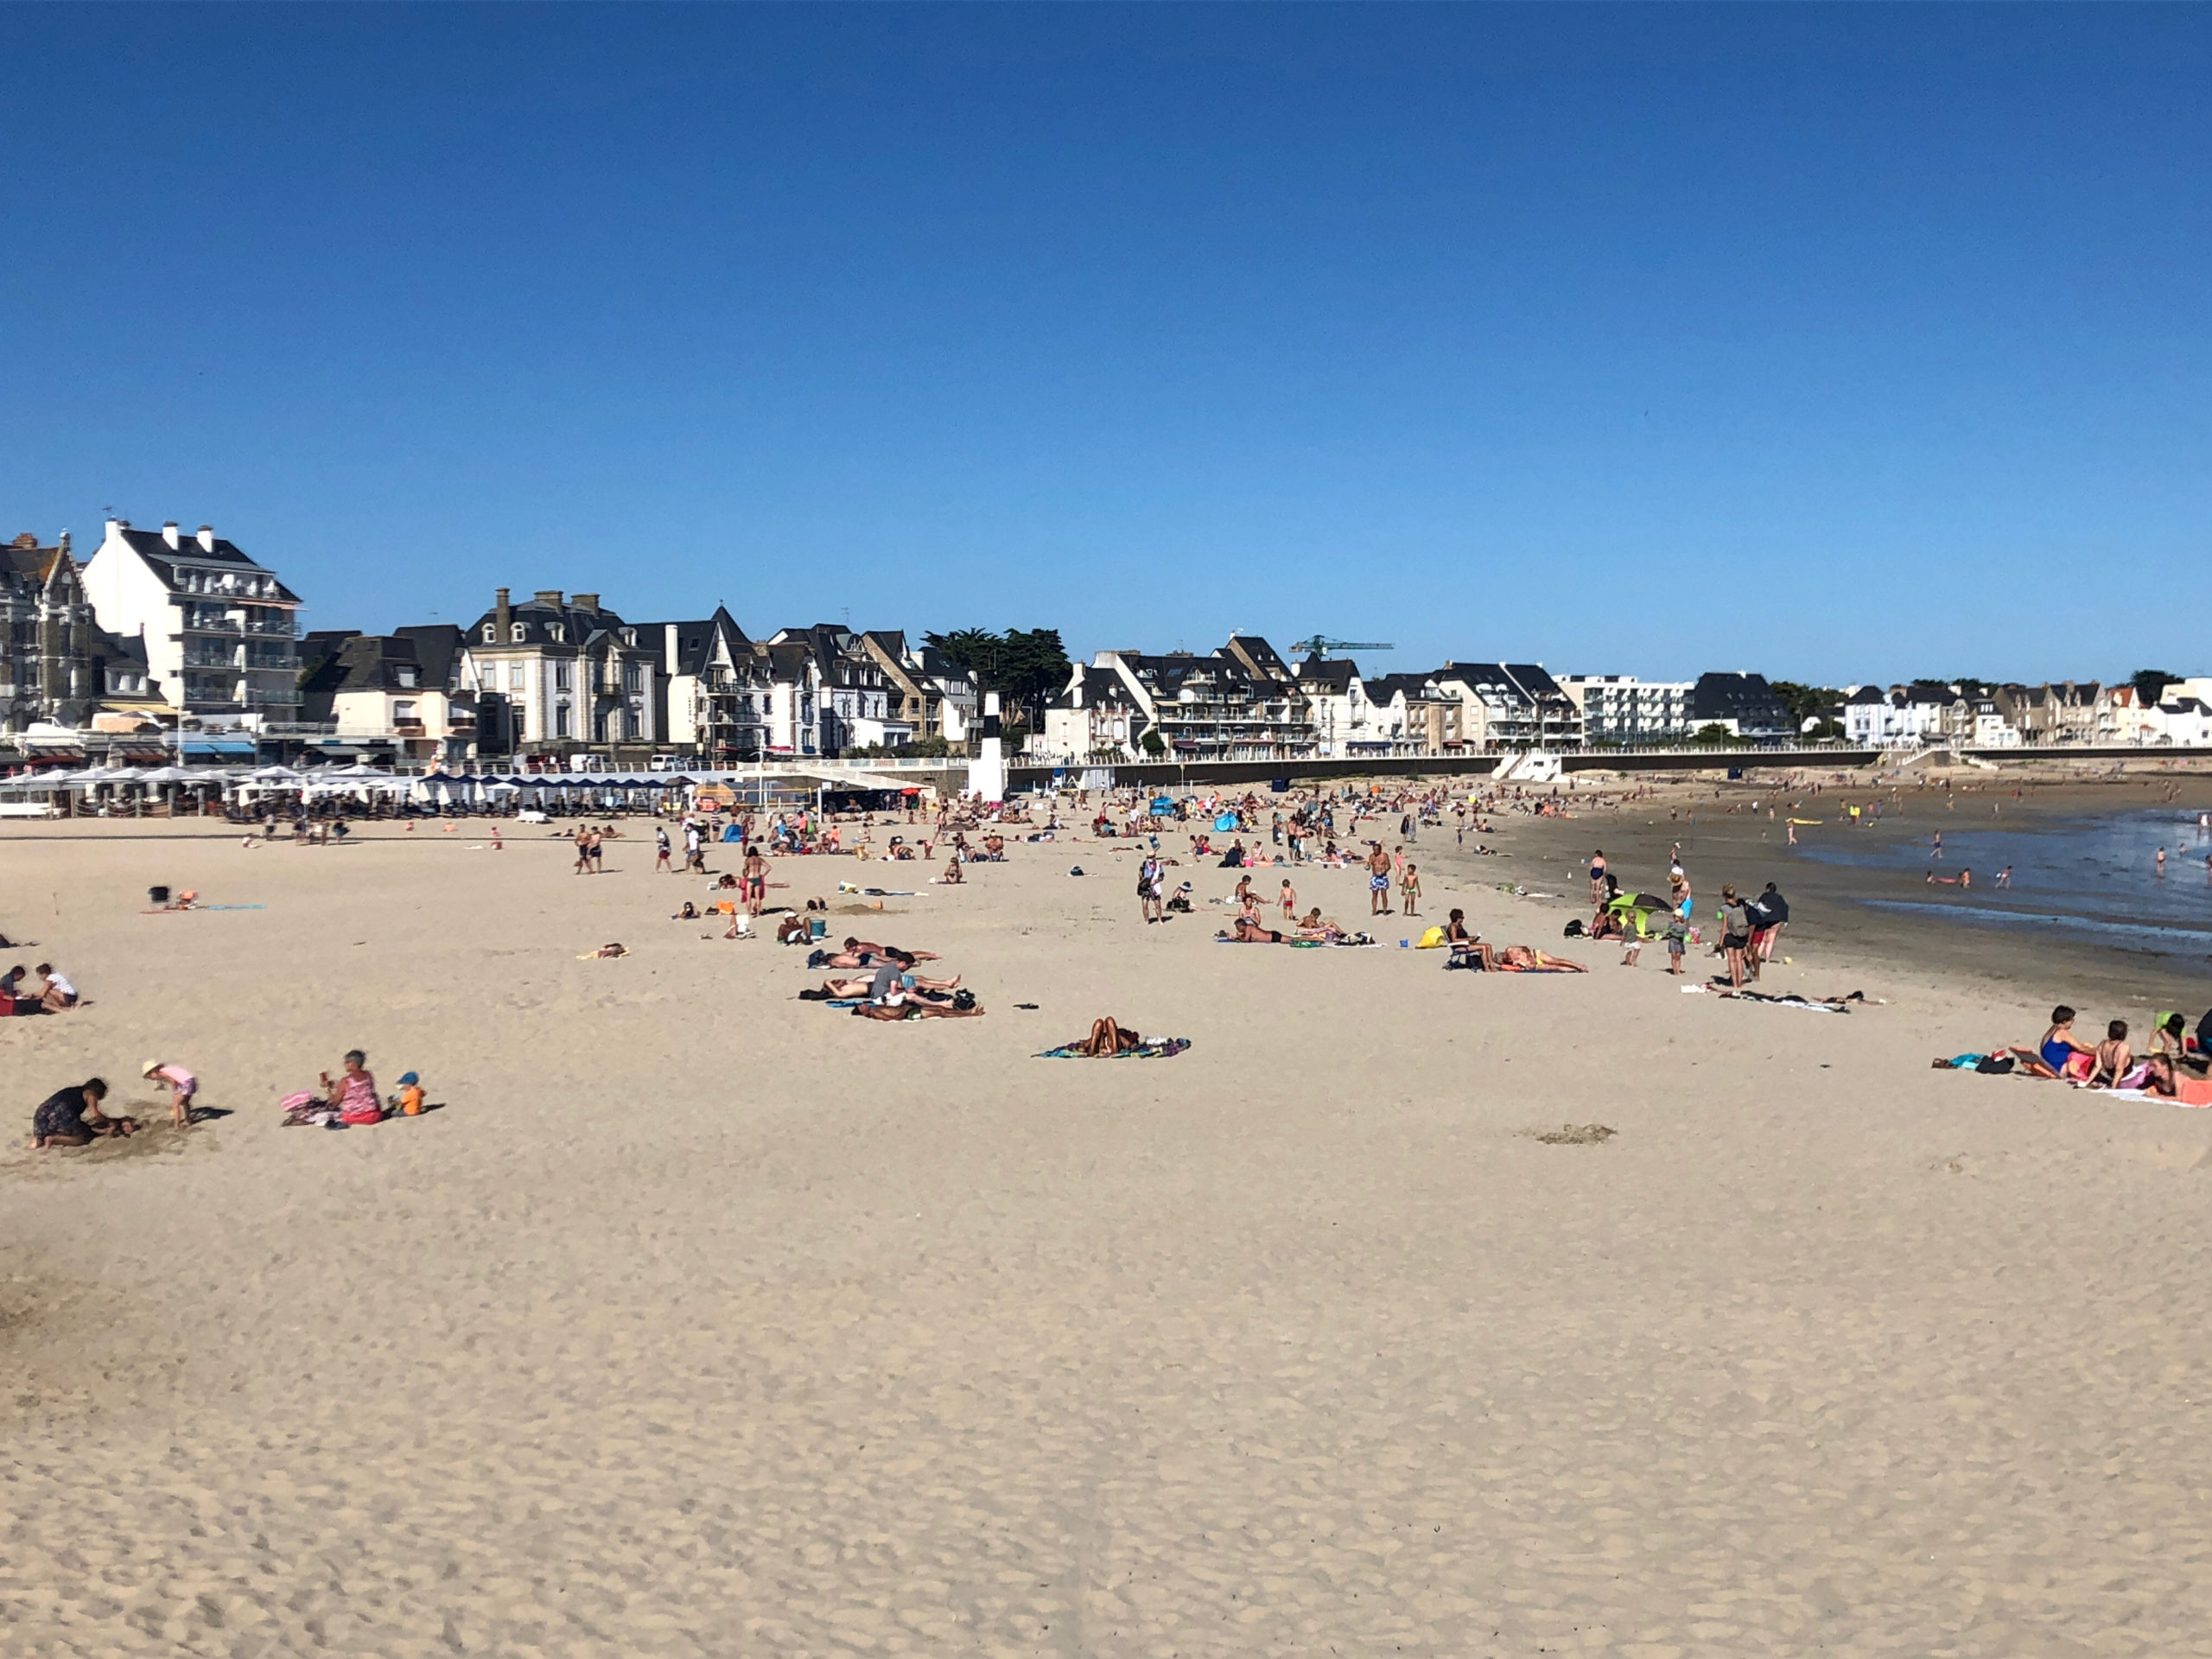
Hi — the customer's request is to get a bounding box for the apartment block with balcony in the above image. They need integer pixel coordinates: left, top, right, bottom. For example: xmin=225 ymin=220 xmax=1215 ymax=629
xmin=79 ymin=518 xmax=302 ymax=725
xmin=1558 ymin=675 xmax=1694 ymax=744
xmin=1427 ymin=663 xmax=1583 ymax=750
xmin=1043 ymin=636 xmax=1318 ymax=762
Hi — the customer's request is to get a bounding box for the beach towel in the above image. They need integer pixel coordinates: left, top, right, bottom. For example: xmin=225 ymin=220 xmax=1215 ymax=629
xmin=1719 ymin=989 xmax=1866 ymax=1013
xmin=143 ymin=904 xmax=266 ymax=913
xmin=1035 ymin=1038 xmax=1192 ymax=1059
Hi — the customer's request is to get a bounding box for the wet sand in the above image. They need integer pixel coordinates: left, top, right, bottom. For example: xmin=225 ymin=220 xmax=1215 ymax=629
xmin=4 ymin=803 xmax=2211 ymax=1656
xmin=1491 ymin=770 xmax=2212 ymax=1020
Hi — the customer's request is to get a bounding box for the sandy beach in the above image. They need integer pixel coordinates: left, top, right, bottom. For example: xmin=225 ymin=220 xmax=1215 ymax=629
xmin=6 ymin=790 xmax=2212 ymax=1657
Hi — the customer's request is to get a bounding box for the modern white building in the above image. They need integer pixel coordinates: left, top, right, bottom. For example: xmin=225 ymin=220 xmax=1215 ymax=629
xmin=79 ymin=518 xmax=302 ymax=726
xmin=1558 ymin=676 xmax=1693 ymax=744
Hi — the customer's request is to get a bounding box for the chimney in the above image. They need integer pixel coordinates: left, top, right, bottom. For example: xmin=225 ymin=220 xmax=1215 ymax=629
xmin=494 ymin=588 xmax=512 ymax=637
xmin=571 ymin=593 xmax=599 ymax=615
xmin=533 ymin=590 xmax=563 ymax=607
xmin=197 ymin=524 xmax=215 ymax=552
xmin=58 ymin=530 xmax=69 ymax=557
xmin=162 ymin=521 xmax=181 ymax=549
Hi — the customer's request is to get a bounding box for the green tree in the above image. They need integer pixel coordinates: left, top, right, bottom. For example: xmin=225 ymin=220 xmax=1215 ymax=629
xmin=1691 ymin=722 xmax=1733 ymax=746
xmin=2132 ymin=668 xmax=2179 ymax=707
xmin=1770 ymin=681 xmax=1846 ymax=729
xmin=924 ymin=626 xmax=1071 ymax=733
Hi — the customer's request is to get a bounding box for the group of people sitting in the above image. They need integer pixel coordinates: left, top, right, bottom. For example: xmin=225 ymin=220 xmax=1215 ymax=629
xmin=2005 ymin=1005 xmax=2212 ymax=1103
xmin=1 ymin=962 xmax=79 ymax=1015
xmin=797 ymin=937 xmax=982 ymax=1018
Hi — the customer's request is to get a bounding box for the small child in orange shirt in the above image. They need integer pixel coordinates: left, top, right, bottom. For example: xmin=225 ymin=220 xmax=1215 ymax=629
xmin=391 ymin=1071 xmax=426 ymax=1116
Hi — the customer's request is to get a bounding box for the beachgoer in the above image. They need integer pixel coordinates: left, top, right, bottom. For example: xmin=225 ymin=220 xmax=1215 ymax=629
xmin=655 ymin=825 xmax=672 ymax=873
xmin=1400 ymin=863 xmax=1421 ymax=917
xmin=141 ymin=1060 xmax=199 ymax=1131
xmin=1279 ymin=878 xmax=1297 ymax=920
xmin=1718 ymin=887 xmax=1752 ymax=988
xmin=2090 ymin=1020 xmax=2133 ymax=1087
xmin=2143 ymin=1054 xmax=2212 ymax=1106
xmin=322 ymin=1052 xmax=382 ymax=1124
xmin=1077 ymin=1016 xmax=1145 ymax=1056
xmin=2027 ymin=1007 xmax=2096 ymax=1081
xmin=1367 ymin=844 xmax=1391 ymax=916
xmin=34 ymin=963 xmax=78 ymax=1013
xmin=31 ymin=1077 xmax=133 ymax=1147
xmin=743 ymin=847 xmax=768 ymax=914
xmin=1663 ymin=910 xmax=1689 ymax=976
xmin=1588 ymin=849 xmax=1608 ymax=905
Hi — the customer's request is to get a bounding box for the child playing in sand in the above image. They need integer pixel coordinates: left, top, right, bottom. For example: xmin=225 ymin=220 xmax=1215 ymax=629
xmin=141 ymin=1060 xmax=198 ymax=1130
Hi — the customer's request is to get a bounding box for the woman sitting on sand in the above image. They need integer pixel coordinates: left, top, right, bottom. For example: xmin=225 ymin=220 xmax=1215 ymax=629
xmin=31 ymin=1077 xmax=135 ymax=1148
xmin=2016 ymin=1006 xmax=2097 ymax=1080
xmin=321 ymin=1051 xmax=382 ymax=1125
xmin=2089 ymin=1020 xmax=2133 ymax=1087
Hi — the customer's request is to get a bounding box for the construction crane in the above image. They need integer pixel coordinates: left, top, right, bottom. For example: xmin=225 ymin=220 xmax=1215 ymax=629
xmin=1290 ymin=635 xmax=1394 ymax=658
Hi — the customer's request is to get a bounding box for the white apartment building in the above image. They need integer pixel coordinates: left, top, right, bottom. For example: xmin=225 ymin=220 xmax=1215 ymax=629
xmin=1558 ymin=676 xmax=1692 ymax=744
xmin=79 ymin=518 xmax=302 ymax=725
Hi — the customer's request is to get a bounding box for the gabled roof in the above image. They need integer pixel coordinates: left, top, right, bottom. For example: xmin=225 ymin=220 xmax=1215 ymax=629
xmin=1294 ymin=657 xmax=1358 ymax=690
xmin=0 ymin=538 xmax=79 ymax=595
xmin=1365 ymin=671 xmax=1445 ymax=705
xmin=394 ymin=624 xmax=465 ymax=689
xmin=629 ymin=607 xmax=753 ymax=677
xmin=1432 ymin=663 xmax=1534 ymax=705
xmin=1503 ymin=663 xmax=1567 ymax=700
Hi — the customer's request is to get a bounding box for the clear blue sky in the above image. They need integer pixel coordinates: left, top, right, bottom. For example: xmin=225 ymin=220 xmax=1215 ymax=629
xmin=3 ymin=5 xmax=2205 ymax=687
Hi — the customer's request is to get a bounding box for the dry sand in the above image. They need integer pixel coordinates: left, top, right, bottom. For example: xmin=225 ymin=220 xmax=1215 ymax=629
xmin=5 ymin=805 xmax=2211 ymax=1656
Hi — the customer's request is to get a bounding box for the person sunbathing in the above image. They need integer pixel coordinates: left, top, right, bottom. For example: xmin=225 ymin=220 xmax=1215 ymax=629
xmin=1221 ymin=912 xmax=1286 ymax=943
xmin=941 ymin=857 xmax=963 ymax=884
xmin=775 ymin=912 xmax=810 ymax=945
xmin=1291 ymin=906 xmax=1349 ymax=942
xmin=2143 ymin=1053 xmax=2212 ymax=1106
xmin=803 ymin=950 xmax=960 ymax=1001
xmin=853 ymin=992 xmax=982 ymax=1020
xmin=1076 ymin=1016 xmax=1146 ymax=1055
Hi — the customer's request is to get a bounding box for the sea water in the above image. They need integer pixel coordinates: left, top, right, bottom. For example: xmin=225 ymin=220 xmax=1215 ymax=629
xmin=1798 ymin=809 xmax=2212 ymax=962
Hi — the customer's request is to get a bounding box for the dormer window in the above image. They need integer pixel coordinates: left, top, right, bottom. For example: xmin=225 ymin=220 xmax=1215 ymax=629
xmin=510 ymin=623 xmax=526 ymax=643
xmin=482 ymin=623 xmax=498 ymax=643
xmin=549 ymin=624 xmax=565 ymax=644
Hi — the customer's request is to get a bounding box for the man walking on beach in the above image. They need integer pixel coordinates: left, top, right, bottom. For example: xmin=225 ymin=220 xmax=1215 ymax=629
xmin=655 ymin=824 xmax=671 ymax=874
